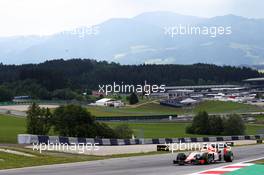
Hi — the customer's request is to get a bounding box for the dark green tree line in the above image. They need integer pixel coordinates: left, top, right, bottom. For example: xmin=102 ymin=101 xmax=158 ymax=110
xmin=26 ymin=103 xmax=133 ymax=139
xmin=186 ymin=111 xmax=245 ymax=135
xmin=0 ymin=59 xmax=261 ymax=101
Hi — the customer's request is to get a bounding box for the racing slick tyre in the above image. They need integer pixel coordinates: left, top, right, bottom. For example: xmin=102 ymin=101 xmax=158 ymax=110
xmin=207 ymin=153 xmax=215 ymax=164
xmin=174 ymin=153 xmax=187 ymax=165
xmin=224 ymin=151 xmax=234 ymax=162
xmin=201 ymin=153 xmax=210 ymax=164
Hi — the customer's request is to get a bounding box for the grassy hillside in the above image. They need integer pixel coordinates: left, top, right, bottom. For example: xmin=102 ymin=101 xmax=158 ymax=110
xmin=88 ymin=100 xmax=263 ymax=117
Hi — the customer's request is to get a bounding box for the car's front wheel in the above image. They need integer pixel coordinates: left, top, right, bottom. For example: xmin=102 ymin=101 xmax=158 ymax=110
xmin=175 ymin=153 xmax=187 ymax=165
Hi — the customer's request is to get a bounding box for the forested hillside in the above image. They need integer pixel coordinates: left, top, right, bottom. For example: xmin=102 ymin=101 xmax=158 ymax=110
xmin=0 ymin=59 xmax=261 ymax=100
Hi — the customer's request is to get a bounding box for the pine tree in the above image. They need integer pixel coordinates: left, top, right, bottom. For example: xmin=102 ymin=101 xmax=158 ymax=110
xmin=26 ymin=103 xmax=52 ymax=135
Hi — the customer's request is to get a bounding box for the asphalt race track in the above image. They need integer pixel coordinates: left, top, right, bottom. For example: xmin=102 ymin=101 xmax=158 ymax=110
xmin=0 ymin=144 xmax=263 ymax=175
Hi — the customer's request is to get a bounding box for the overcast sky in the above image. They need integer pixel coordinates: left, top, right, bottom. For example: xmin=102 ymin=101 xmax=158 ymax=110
xmin=0 ymin=0 xmax=263 ymax=37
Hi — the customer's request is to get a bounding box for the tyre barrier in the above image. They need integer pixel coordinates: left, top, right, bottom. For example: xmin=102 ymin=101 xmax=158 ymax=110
xmin=18 ymin=134 xmax=264 ymax=146
xmin=226 ymin=141 xmax=234 ymax=146
xmin=257 ymin=139 xmax=263 ymax=144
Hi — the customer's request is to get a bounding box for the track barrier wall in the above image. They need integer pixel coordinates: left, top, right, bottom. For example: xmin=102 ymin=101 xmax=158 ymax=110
xmin=18 ymin=134 xmax=264 ymax=146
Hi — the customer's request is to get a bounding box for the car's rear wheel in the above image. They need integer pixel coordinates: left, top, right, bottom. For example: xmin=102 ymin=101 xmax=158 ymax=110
xmin=201 ymin=153 xmax=210 ymax=164
xmin=224 ymin=151 xmax=234 ymax=162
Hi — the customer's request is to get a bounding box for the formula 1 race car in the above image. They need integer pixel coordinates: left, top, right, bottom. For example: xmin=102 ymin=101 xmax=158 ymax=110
xmin=173 ymin=143 xmax=234 ymax=165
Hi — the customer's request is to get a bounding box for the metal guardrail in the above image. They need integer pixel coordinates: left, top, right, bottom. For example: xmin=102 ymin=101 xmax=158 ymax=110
xmin=96 ymin=115 xmax=177 ymax=121
xmin=0 ymin=109 xmax=26 ymax=117
xmin=18 ymin=134 xmax=264 ymax=146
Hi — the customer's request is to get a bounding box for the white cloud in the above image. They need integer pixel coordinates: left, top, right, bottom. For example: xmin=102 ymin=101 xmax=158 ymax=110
xmin=113 ymin=53 xmax=127 ymax=61
xmin=130 ymin=45 xmax=156 ymax=53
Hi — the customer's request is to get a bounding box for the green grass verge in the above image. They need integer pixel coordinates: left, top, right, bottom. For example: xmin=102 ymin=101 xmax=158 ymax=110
xmin=0 ymin=115 xmax=26 ymax=143
xmin=108 ymin=122 xmax=206 ymax=138
xmin=107 ymin=122 xmax=264 ymax=138
xmin=246 ymin=124 xmax=264 ymax=135
xmin=0 ymin=149 xmax=103 ymax=170
xmin=1 ymin=114 xmax=264 ymax=143
xmin=255 ymin=115 xmax=264 ymax=124
xmin=88 ymin=100 xmax=263 ymax=117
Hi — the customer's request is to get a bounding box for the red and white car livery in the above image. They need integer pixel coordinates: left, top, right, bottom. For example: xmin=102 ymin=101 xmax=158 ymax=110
xmin=173 ymin=143 xmax=234 ymax=165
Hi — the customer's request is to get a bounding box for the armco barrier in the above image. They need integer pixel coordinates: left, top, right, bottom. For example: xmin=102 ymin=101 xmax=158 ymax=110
xmin=18 ymin=134 xmax=264 ymax=145
xmin=95 ymin=115 xmax=177 ymax=121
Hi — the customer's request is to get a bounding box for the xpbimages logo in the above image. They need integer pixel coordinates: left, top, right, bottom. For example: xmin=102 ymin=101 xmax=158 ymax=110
xmin=164 ymin=24 xmax=232 ymax=38
xmin=98 ymin=81 xmax=166 ymax=95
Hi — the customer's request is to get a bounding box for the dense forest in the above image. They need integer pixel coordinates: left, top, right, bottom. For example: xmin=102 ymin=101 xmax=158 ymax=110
xmin=0 ymin=59 xmax=262 ymax=101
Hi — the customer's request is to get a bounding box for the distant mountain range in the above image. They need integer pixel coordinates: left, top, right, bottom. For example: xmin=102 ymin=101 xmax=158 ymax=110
xmin=1 ymin=11 xmax=264 ymax=65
